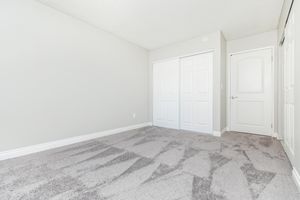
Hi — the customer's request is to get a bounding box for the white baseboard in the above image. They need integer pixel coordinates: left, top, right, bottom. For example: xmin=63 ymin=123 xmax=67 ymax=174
xmin=0 ymin=122 xmax=152 ymax=161
xmin=273 ymin=132 xmax=283 ymax=140
xmin=213 ymin=131 xmax=221 ymax=137
xmin=213 ymin=127 xmax=228 ymax=137
xmin=281 ymin=140 xmax=295 ymax=164
xmin=222 ymin=127 xmax=228 ymax=134
xmin=292 ymin=167 xmax=300 ymax=192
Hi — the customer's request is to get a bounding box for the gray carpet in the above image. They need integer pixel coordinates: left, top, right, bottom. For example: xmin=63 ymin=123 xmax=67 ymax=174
xmin=0 ymin=126 xmax=299 ymax=200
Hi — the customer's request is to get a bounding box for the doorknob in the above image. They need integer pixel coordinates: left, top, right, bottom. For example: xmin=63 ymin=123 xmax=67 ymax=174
xmin=231 ymin=96 xmax=238 ymax=99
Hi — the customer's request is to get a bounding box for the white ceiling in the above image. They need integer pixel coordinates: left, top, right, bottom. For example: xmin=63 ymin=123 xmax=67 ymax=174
xmin=38 ymin=0 xmax=284 ymax=50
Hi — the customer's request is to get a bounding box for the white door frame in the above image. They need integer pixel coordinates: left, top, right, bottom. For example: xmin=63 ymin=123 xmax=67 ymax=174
xmin=227 ymin=46 xmax=275 ymax=136
xmin=152 ymin=49 xmax=214 ymax=133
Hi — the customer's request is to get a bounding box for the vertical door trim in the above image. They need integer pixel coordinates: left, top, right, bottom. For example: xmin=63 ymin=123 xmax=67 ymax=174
xmin=227 ymin=46 xmax=275 ymax=136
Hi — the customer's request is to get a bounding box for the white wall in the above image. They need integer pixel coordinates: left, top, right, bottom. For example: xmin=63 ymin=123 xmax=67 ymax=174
xmin=0 ymin=0 xmax=149 ymax=151
xmin=149 ymin=31 xmax=224 ymax=132
xmin=226 ymin=30 xmax=278 ymax=133
xmin=220 ymin=33 xmax=227 ymax=131
xmin=278 ymin=0 xmax=300 ymax=176
xmin=227 ymin=30 xmax=278 ymax=53
xmin=278 ymin=0 xmax=294 ymax=40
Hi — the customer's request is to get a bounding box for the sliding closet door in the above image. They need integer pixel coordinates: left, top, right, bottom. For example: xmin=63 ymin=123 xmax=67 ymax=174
xmin=180 ymin=53 xmax=213 ymax=133
xmin=153 ymin=59 xmax=179 ymax=129
xmin=283 ymin=9 xmax=295 ymax=155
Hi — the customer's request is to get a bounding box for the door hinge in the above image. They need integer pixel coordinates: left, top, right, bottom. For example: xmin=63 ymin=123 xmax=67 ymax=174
xmin=271 ymin=124 xmax=273 ymax=129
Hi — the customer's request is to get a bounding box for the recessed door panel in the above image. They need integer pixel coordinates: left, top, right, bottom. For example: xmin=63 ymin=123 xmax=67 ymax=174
xmin=236 ymin=101 xmax=265 ymax=126
xmin=230 ymin=49 xmax=272 ymax=135
xmin=237 ymin=59 xmax=264 ymax=93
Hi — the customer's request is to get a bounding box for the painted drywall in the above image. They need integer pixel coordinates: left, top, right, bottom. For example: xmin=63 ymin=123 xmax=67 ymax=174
xmin=0 ymin=0 xmax=149 ymax=151
xmin=227 ymin=30 xmax=278 ymax=53
xmin=278 ymin=0 xmax=300 ymax=176
xmin=149 ymin=31 xmax=224 ymax=132
xmin=37 ymin=0 xmax=284 ymax=50
xmin=226 ymin=30 xmax=278 ymax=133
xmin=278 ymin=0 xmax=294 ymax=40
xmin=220 ymin=33 xmax=227 ymax=131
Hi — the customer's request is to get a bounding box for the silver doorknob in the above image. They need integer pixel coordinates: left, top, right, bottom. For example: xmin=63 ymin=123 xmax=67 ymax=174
xmin=231 ymin=96 xmax=238 ymax=99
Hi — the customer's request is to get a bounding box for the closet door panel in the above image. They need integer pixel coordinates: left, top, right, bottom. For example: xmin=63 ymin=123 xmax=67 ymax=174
xmin=153 ymin=59 xmax=179 ymax=129
xmin=180 ymin=53 xmax=213 ymax=133
xmin=283 ymin=9 xmax=295 ymax=155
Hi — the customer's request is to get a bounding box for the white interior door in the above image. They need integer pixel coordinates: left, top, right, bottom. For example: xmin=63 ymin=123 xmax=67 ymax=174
xmin=283 ymin=9 xmax=295 ymax=155
xmin=180 ymin=52 xmax=213 ymax=133
xmin=153 ymin=59 xmax=179 ymax=129
xmin=230 ymin=49 xmax=273 ymax=135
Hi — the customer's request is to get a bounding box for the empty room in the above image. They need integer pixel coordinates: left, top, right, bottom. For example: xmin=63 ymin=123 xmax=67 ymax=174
xmin=1 ymin=0 xmax=300 ymax=199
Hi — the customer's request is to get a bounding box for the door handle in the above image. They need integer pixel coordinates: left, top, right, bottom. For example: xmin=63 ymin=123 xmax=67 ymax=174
xmin=231 ymin=96 xmax=238 ymax=99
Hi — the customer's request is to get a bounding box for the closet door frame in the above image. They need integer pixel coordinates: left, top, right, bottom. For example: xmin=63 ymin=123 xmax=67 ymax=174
xmin=152 ymin=50 xmax=214 ymax=133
